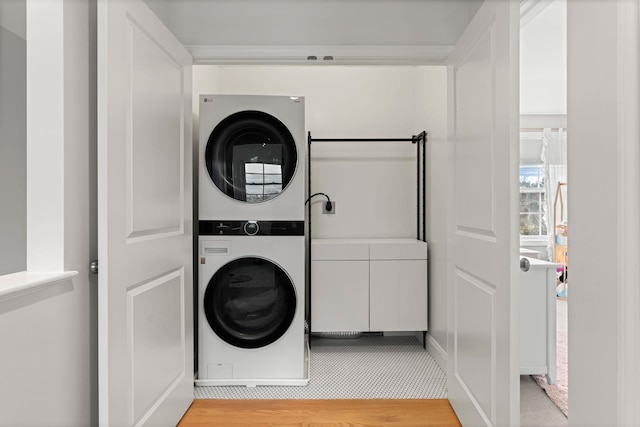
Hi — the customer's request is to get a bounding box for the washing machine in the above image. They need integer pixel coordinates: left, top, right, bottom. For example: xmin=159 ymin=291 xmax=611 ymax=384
xmin=199 ymin=95 xmax=305 ymax=221
xmin=195 ymin=220 xmax=308 ymax=386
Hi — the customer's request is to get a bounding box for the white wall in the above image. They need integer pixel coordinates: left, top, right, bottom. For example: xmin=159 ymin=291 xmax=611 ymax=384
xmin=415 ymin=67 xmax=449 ymax=366
xmin=0 ymin=1 xmax=97 ymax=426
xmin=520 ymin=0 xmax=567 ymax=115
xmin=0 ymin=0 xmax=26 ymax=39
xmin=0 ymin=1 xmax=27 ymax=275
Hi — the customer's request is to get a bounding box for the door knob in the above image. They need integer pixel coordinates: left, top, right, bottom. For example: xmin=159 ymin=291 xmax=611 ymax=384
xmin=520 ymin=257 xmax=530 ymax=272
xmin=90 ymin=260 xmax=98 ymax=275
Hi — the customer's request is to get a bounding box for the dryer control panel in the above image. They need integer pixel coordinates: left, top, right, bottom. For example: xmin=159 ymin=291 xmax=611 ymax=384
xmin=199 ymin=220 xmax=304 ymax=236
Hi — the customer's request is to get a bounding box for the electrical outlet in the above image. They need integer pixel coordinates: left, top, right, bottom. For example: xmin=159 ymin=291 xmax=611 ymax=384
xmin=322 ymin=201 xmax=336 ymax=214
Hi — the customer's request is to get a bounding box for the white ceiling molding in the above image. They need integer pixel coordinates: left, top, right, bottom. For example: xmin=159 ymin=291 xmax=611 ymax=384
xmin=520 ymin=0 xmax=555 ymax=27
xmin=188 ymin=45 xmax=453 ymax=66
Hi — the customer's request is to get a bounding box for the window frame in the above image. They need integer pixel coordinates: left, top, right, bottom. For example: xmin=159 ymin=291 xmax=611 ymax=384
xmin=519 ymin=163 xmax=548 ymax=238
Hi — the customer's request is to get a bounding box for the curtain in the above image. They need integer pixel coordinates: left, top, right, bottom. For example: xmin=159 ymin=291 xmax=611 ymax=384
xmin=541 ymin=128 xmax=568 ymax=261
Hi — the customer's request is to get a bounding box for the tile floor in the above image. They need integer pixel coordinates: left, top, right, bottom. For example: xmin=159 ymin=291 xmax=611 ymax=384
xmin=195 ymin=335 xmax=446 ymax=399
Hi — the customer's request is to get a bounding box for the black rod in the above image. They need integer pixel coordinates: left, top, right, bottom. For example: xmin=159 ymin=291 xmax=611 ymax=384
xmin=422 ymin=132 xmax=427 ymax=242
xmin=416 ymin=134 xmax=420 ymax=240
xmin=310 ymin=138 xmax=415 ymax=142
xmin=307 ymin=131 xmax=312 ymax=337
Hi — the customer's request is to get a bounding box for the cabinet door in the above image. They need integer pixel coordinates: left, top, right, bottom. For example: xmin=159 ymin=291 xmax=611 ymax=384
xmin=519 ymin=269 xmax=548 ymax=372
xmin=370 ymin=260 xmax=428 ymax=331
xmin=311 ymin=260 xmax=369 ymax=332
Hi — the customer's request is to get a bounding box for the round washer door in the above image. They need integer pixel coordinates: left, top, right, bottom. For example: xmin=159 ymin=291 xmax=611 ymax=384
xmin=205 ymin=110 xmax=298 ymax=204
xmin=204 ymin=257 xmax=297 ymax=349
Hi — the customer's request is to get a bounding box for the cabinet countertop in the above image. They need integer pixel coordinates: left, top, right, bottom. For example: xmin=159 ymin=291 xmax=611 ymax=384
xmin=311 ymin=238 xmax=427 ymax=246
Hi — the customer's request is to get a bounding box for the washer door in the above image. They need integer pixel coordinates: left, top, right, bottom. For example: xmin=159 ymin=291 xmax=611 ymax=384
xmin=204 ymin=257 xmax=297 ymax=349
xmin=205 ymin=110 xmax=298 ymax=203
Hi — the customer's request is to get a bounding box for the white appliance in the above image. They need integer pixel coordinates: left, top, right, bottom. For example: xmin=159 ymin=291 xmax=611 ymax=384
xmin=199 ymin=94 xmax=305 ymax=221
xmin=196 ymin=222 xmax=308 ymax=386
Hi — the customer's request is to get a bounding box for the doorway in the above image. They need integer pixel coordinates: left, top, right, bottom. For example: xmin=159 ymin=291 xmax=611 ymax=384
xmin=192 ymin=64 xmax=448 ymax=398
xmin=519 ymin=0 xmax=568 ymax=424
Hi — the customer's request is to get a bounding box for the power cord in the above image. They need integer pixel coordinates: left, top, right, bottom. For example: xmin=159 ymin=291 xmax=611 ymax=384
xmin=305 ymin=192 xmax=333 ymax=212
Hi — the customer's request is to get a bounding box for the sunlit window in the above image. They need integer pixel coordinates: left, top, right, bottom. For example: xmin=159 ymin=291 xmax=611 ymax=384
xmin=520 ymin=165 xmax=547 ymax=236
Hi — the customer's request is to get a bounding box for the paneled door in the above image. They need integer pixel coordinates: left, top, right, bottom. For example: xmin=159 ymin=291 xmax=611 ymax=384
xmin=97 ymin=0 xmax=193 ymax=425
xmin=446 ymin=0 xmax=520 ymax=425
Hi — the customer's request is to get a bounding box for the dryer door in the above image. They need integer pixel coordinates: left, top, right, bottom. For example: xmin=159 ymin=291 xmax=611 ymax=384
xmin=205 ymin=110 xmax=298 ymax=203
xmin=204 ymin=256 xmax=297 ymax=349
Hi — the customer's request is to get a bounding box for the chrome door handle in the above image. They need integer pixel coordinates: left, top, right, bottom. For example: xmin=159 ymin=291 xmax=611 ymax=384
xmin=90 ymin=260 xmax=99 ymax=275
xmin=520 ymin=257 xmax=530 ymax=272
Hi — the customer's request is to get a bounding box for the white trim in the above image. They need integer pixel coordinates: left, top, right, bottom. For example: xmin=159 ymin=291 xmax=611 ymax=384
xmin=26 ymin=0 xmax=65 ymax=271
xmin=520 ymin=114 xmax=567 ymax=129
xmin=519 ymin=236 xmax=548 ymax=245
xmin=616 ymin=0 xmax=640 ymax=425
xmin=425 ymin=333 xmax=447 ymax=372
xmin=520 ymin=0 xmax=555 ymax=27
xmin=188 ymin=44 xmax=453 ymax=66
xmin=0 ymin=271 xmax=78 ymax=303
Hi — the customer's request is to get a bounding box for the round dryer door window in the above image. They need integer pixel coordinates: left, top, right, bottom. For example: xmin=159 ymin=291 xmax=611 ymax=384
xmin=205 ymin=110 xmax=298 ymax=203
xmin=204 ymin=257 xmax=297 ymax=349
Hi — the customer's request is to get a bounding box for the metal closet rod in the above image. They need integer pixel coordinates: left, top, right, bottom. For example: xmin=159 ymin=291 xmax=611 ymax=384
xmin=309 ymin=137 xmax=417 ymax=142
xmin=308 ymin=131 xmax=427 ymax=144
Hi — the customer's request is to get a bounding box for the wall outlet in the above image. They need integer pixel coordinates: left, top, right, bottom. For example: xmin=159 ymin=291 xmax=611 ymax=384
xmin=322 ymin=201 xmax=336 ymax=214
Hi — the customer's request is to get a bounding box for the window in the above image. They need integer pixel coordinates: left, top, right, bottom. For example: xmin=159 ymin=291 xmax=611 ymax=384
xmin=520 ymin=165 xmax=547 ymax=236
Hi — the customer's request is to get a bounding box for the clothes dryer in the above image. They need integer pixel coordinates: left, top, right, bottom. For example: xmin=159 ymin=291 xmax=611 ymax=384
xmin=195 ymin=220 xmax=308 ymax=386
xmin=199 ymin=95 xmax=305 ymax=221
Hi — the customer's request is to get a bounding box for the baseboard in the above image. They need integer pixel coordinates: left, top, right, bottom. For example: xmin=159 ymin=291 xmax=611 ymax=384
xmin=425 ymin=333 xmax=447 ymax=372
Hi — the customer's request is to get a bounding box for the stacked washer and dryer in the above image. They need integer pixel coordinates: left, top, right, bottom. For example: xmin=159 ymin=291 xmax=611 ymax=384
xmin=196 ymin=95 xmax=308 ymax=386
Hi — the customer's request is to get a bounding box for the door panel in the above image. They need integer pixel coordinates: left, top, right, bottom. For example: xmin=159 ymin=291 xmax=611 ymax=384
xmin=446 ymin=1 xmax=519 ymax=425
xmin=129 ymin=271 xmax=185 ymax=424
xmin=98 ymin=0 xmax=193 ymax=425
xmin=128 ymin=16 xmax=185 ymax=238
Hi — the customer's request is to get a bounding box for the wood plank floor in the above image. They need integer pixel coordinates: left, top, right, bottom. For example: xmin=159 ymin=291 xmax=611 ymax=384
xmin=177 ymin=399 xmax=461 ymax=426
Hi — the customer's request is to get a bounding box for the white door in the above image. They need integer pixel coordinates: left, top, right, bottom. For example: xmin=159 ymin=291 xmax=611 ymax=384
xmin=446 ymin=1 xmax=519 ymax=426
xmin=97 ymin=0 xmax=193 ymax=425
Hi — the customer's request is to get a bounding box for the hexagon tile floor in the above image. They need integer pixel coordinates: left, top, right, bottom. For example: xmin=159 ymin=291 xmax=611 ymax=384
xmin=195 ymin=335 xmax=447 ymax=400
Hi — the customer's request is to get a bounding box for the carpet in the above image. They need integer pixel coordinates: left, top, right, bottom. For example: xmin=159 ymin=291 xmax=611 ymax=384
xmin=533 ymin=329 xmax=568 ymax=417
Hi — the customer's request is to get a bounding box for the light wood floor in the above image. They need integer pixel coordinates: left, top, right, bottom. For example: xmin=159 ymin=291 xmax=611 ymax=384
xmin=177 ymin=399 xmax=461 ymax=426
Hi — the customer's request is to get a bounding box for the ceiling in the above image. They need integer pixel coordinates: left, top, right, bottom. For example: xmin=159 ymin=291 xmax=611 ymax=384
xmin=144 ymin=0 xmax=484 ymax=64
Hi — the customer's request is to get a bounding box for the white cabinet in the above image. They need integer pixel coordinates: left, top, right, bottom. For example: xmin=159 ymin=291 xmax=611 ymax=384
xmin=311 ymin=260 xmax=369 ymax=332
xmin=311 ymin=239 xmax=428 ymax=333
xmin=519 ymin=257 xmax=560 ymax=384
xmin=370 ymin=260 xmax=428 ymax=331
